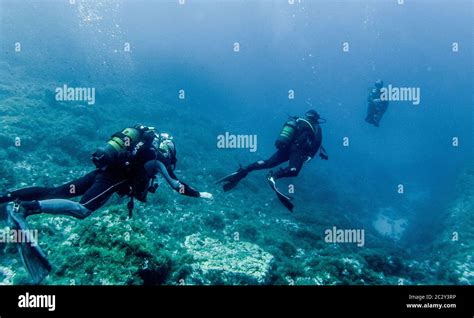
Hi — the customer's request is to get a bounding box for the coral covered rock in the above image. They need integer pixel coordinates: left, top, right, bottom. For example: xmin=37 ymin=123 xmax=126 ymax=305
xmin=183 ymin=233 xmax=274 ymax=284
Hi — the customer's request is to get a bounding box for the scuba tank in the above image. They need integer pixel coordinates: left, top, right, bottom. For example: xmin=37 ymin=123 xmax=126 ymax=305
xmin=275 ymin=112 xmax=326 ymax=152
xmin=275 ymin=119 xmax=298 ymax=149
xmin=92 ymin=125 xmax=156 ymax=169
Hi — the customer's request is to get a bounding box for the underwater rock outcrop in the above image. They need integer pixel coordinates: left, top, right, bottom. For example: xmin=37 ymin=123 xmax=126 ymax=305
xmin=183 ymin=233 xmax=274 ymax=284
xmin=433 ymin=167 xmax=474 ymax=284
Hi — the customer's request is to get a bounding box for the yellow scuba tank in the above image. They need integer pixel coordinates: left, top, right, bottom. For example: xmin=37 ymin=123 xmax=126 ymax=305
xmin=107 ymin=127 xmax=141 ymax=153
xmin=275 ymin=119 xmax=298 ymax=149
xmin=92 ymin=126 xmax=152 ymax=169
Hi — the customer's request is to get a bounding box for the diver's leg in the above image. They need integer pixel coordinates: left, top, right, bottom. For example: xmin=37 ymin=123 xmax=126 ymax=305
xmin=265 ymin=151 xmax=301 ymax=212
xmin=0 ymin=170 xmax=98 ymax=204
xmin=374 ymin=106 xmax=386 ymax=126
xmin=8 ymin=172 xmax=123 ymax=220
xmin=244 ymin=150 xmax=289 ymax=172
xmin=13 ymin=199 xmax=92 ymax=220
xmin=373 ymin=108 xmax=381 ymax=126
xmin=365 ymin=103 xmax=375 ymax=123
xmin=39 ymin=199 xmax=92 ymax=219
xmin=365 ymin=104 xmax=372 ymax=122
xmin=217 ymin=150 xmax=289 ymax=192
xmin=272 ymin=151 xmax=305 ymax=180
xmin=5 ymin=198 xmax=92 ymax=285
xmin=79 ymin=174 xmax=127 ymax=211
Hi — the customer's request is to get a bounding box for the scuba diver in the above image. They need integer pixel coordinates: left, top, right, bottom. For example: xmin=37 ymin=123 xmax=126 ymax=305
xmin=216 ymin=110 xmax=328 ymax=212
xmin=0 ymin=124 xmax=213 ymax=284
xmin=365 ymin=79 xmax=389 ymax=127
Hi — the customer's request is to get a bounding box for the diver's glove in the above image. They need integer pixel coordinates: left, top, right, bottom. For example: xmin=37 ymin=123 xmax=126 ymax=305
xmin=199 ymin=192 xmax=214 ymax=200
xmin=319 ymin=146 xmax=328 ymax=160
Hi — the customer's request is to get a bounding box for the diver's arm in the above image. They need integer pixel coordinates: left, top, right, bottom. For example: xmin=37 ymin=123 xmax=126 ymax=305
xmin=144 ymin=160 xmax=181 ymax=189
xmin=152 ymin=160 xmax=211 ymax=199
xmin=155 ymin=160 xmax=182 ymax=190
xmin=319 ymin=146 xmax=328 ymax=160
xmin=168 ymin=167 xmax=213 ymax=199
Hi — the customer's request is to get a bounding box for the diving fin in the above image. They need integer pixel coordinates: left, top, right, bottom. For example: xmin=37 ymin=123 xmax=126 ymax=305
xmin=215 ymin=168 xmax=245 ymax=184
xmin=222 ymin=181 xmax=239 ymax=192
xmin=267 ymin=174 xmax=294 ymax=212
xmin=7 ymin=203 xmax=51 ymax=284
xmin=0 ymin=191 xmax=13 ymax=204
xmin=216 ymin=168 xmax=248 ymax=192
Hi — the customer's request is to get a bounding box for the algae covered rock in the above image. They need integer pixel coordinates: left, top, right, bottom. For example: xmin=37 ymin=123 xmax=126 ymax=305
xmin=0 ymin=265 xmax=15 ymax=285
xmin=433 ymin=167 xmax=474 ymax=284
xmin=183 ymin=233 xmax=274 ymax=284
xmin=31 ymin=206 xmax=173 ymax=285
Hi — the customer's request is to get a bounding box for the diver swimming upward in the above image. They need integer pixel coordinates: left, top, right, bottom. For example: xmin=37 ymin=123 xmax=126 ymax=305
xmin=365 ymin=79 xmax=389 ymax=127
xmin=216 ymin=110 xmax=328 ymax=212
xmin=0 ymin=124 xmax=213 ymax=284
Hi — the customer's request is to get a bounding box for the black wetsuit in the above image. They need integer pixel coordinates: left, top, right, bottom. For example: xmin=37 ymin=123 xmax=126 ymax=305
xmin=366 ymin=88 xmax=388 ymax=127
xmin=244 ymin=118 xmax=322 ymax=179
xmin=0 ymin=169 xmax=127 ymax=213
xmin=0 ymin=136 xmax=200 ymax=216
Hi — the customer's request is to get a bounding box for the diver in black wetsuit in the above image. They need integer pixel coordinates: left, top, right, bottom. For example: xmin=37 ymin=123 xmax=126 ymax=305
xmin=0 ymin=124 xmax=212 ymax=284
xmin=365 ymin=79 xmax=389 ymax=127
xmin=216 ymin=110 xmax=328 ymax=212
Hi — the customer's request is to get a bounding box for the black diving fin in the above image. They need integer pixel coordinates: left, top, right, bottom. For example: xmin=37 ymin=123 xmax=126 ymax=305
xmin=215 ymin=167 xmax=248 ymax=192
xmin=6 ymin=202 xmax=51 ymax=284
xmin=267 ymin=174 xmax=294 ymax=212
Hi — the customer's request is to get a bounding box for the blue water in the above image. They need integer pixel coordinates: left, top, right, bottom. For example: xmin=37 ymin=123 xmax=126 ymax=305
xmin=0 ymin=0 xmax=472 ymax=285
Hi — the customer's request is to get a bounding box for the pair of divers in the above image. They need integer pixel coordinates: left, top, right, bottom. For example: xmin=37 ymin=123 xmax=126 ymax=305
xmin=216 ymin=109 xmax=328 ymax=212
xmin=0 ymin=124 xmax=213 ymax=284
xmin=1 ymin=110 xmax=327 ymax=284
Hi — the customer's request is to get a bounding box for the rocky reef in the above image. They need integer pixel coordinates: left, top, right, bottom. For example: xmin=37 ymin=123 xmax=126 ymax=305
xmin=0 ymin=60 xmax=472 ymax=286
